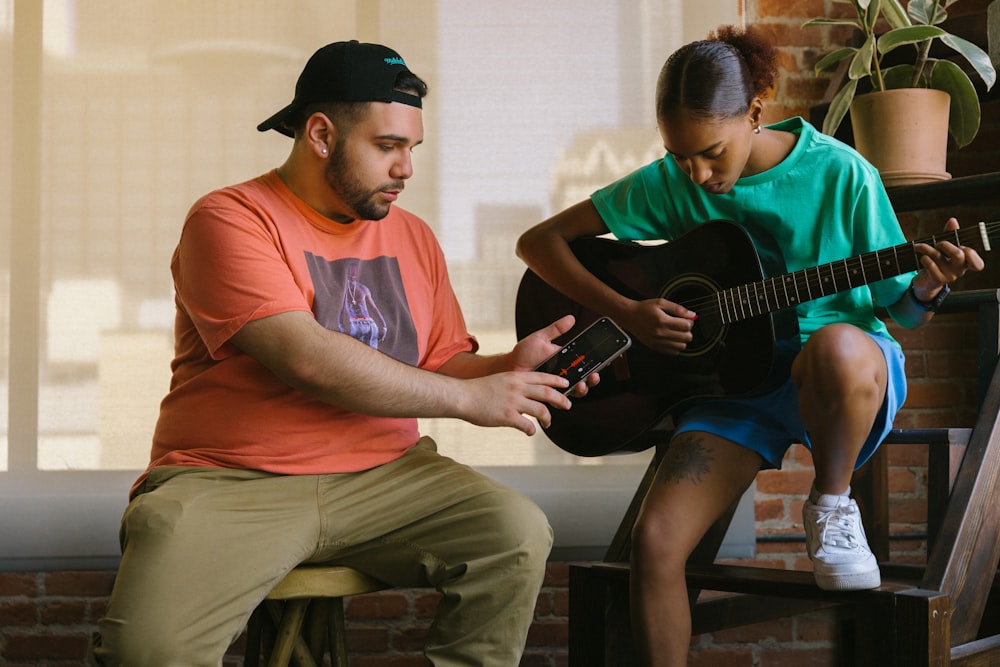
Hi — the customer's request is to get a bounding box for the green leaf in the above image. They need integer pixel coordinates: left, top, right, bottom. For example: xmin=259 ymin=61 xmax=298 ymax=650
xmin=802 ymin=17 xmax=862 ymax=28
xmin=864 ymin=0 xmax=882 ymax=30
xmin=876 ymin=25 xmax=945 ymax=55
xmin=939 ymin=33 xmax=997 ymax=90
xmin=815 ymin=47 xmax=859 ymax=74
xmin=823 ymin=78 xmax=859 ymax=136
xmin=880 ymin=0 xmax=911 ymax=29
xmin=881 ymin=64 xmax=921 ymax=89
xmin=849 ymin=34 xmax=875 ymax=80
xmin=907 ymin=0 xmax=931 ymax=22
xmin=908 ymin=0 xmax=948 ymax=25
xmin=929 ymin=59 xmax=980 ymax=148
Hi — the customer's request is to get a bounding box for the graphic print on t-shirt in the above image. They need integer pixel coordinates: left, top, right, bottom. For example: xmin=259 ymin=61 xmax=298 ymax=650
xmin=305 ymin=252 xmax=419 ymax=365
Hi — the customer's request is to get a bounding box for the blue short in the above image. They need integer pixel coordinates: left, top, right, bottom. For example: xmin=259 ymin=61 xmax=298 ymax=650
xmin=674 ymin=332 xmax=907 ymax=470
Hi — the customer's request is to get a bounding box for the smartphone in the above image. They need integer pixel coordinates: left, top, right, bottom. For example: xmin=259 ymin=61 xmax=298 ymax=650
xmin=535 ymin=317 xmax=632 ymax=393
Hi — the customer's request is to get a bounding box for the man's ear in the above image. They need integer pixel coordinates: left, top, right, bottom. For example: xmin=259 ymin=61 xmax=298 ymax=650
xmin=304 ymin=111 xmax=336 ymax=158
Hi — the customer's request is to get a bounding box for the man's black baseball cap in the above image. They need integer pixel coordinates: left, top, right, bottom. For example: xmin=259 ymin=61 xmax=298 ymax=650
xmin=257 ymin=40 xmax=421 ymax=138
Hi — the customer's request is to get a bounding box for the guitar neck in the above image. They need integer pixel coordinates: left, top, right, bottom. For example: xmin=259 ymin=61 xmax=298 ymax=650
xmin=719 ymin=221 xmax=996 ymax=324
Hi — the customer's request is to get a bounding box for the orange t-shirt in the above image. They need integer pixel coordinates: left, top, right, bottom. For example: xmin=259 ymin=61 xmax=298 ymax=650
xmin=143 ymin=170 xmax=476 ymax=489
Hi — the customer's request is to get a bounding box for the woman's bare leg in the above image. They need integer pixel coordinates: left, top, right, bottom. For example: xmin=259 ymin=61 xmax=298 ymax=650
xmin=630 ymin=432 xmax=762 ymax=666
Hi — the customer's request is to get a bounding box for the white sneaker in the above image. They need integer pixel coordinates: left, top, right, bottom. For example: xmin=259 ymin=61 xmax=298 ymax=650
xmin=803 ymin=493 xmax=881 ymax=591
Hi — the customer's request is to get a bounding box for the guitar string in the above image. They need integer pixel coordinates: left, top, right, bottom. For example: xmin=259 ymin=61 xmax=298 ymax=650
xmin=678 ymin=223 xmax=995 ymax=317
xmin=669 ymin=222 xmax=997 ymax=321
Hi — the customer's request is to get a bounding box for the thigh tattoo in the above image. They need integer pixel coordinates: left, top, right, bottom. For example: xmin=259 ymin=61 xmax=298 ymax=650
xmin=659 ymin=433 xmax=714 ymax=485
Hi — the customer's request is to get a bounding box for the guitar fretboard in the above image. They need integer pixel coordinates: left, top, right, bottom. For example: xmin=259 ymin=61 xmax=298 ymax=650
xmin=717 ymin=221 xmax=996 ymax=324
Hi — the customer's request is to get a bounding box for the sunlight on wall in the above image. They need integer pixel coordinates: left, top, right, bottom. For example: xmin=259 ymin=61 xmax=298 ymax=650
xmin=3 ymin=0 xmax=740 ymax=473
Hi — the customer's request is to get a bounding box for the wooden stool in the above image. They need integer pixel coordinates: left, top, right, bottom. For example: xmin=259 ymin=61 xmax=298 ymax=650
xmin=244 ymin=565 xmax=388 ymax=667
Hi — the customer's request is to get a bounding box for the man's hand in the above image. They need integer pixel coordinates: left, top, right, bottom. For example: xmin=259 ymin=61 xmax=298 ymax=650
xmin=456 ymin=370 xmax=576 ymax=436
xmin=509 ymin=314 xmax=600 ymax=397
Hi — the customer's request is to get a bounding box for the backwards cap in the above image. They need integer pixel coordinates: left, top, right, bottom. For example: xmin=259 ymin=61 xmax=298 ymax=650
xmin=257 ymin=40 xmax=421 ymax=138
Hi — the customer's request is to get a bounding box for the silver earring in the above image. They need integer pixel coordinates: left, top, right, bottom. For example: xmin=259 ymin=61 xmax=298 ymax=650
xmin=753 ymin=125 xmax=761 ymax=135
xmin=321 ymin=148 xmax=328 ymax=155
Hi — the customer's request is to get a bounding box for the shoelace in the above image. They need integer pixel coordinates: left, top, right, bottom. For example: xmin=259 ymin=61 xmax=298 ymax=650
xmin=814 ymin=503 xmax=864 ymax=551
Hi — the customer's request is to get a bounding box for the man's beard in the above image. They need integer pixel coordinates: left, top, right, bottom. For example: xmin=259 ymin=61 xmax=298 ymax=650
xmin=324 ymin=143 xmax=403 ymax=221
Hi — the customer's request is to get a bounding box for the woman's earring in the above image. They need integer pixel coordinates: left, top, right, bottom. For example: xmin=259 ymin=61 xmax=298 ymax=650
xmin=321 ymin=148 xmax=328 ymax=155
xmin=753 ymin=125 xmax=761 ymax=135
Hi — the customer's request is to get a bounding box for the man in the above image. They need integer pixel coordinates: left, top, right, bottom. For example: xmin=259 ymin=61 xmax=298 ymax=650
xmin=89 ymin=40 xmax=590 ymax=666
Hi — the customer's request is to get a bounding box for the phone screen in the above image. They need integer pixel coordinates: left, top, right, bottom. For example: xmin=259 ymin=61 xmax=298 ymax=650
xmin=535 ymin=317 xmax=631 ymax=390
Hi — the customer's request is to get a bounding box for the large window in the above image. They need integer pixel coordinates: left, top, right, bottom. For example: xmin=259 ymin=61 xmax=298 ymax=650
xmin=1 ymin=0 xmax=746 ymax=567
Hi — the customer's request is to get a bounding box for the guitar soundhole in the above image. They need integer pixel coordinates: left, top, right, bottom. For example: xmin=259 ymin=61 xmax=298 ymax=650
xmin=660 ymin=275 xmax=724 ymax=357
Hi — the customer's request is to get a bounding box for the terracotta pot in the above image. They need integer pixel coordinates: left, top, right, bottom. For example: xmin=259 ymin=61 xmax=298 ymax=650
xmin=849 ymin=88 xmax=952 ymax=187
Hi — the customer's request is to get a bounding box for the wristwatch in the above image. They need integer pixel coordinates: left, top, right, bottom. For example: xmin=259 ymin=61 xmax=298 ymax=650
xmin=909 ymin=282 xmax=951 ymax=312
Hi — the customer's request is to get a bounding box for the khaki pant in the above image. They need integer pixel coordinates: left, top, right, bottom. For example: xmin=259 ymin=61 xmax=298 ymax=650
xmin=89 ymin=438 xmax=552 ymax=666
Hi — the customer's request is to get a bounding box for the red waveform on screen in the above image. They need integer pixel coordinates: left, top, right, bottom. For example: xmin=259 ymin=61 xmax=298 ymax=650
xmin=558 ymin=355 xmax=587 ymax=377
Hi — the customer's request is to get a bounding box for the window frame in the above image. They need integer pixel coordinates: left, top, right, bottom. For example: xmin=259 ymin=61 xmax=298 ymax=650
xmin=1 ymin=0 xmax=753 ymax=572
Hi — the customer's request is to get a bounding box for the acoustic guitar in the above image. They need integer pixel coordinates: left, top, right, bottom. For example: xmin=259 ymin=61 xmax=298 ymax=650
xmin=514 ymin=219 xmax=998 ymax=457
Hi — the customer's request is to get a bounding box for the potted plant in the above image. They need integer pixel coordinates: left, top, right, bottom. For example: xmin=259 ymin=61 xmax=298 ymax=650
xmin=803 ymin=0 xmax=996 ymax=185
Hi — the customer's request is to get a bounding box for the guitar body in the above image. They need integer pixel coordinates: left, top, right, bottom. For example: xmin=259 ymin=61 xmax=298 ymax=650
xmin=515 ymin=220 xmax=799 ymax=456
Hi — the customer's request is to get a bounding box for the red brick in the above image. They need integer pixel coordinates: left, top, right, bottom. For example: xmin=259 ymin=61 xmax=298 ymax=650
xmin=887 ymin=443 xmax=928 ymax=464
xmin=925 ymin=350 xmax=978 ymax=379
xmin=0 ymin=601 xmax=37 ymax=626
xmin=755 ymin=498 xmax=787 ymax=522
xmin=757 ymin=0 xmax=826 ymax=19
xmin=785 ymin=77 xmax=831 ymax=102
xmin=40 ymin=600 xmax=89 ymax=625
xmin=533 ymin=591 xmax=553 ymax=616
xmin=0 ymin=573 xmax=38 ymax=597
xmin=43 ymin=571 xmax=115 ymax=597
xmin=689 ymin=647 xmax=754 ymax=666
xmin=905 ymin=352 xmax=929 ymax=377
xmin=788 ymin=444 xmax=814 ymax=467
xmin=393 ymin=626 xmax=429 ymax=652
xmin=3 ymin=632 xmax=91 ymax=660
xmin=543 ymin=562 xmax=569 ymax=586
xmin=904 ymin=380 xmax=969 ymax=409
xmin=91 ymin=597 xmax=110 ymax=620
xmin=553 ymin=588 xmax=569 ymax=617
xmin=759 ymin=646 xmax=839 ymax=666
xmin=711 ymin=615 xmax=795 ymax=644
xmin=887 ymin=466 xmax=920 ymax=494
xmin=894 ymin=323 xmax=975 ymax=351
xmin=347 ymin=592 xmax=409 ymax=619
xmin=346 ymin=626 xmax=391 ymax=652
xmin=756 ymin=469 xmax=813 ymax=495
xmin=889 ymin=498 xmax=928 ymax=523
xmin=412 ymin=592 xmax=441 ymax=619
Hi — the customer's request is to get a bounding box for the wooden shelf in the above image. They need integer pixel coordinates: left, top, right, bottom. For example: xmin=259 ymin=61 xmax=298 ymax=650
xmin=886 ymin=172 xmax=1000 ymax=212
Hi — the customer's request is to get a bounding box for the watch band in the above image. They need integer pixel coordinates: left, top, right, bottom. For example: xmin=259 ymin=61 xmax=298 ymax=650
xmin=910 ymin=283 xmax=951 ymax=312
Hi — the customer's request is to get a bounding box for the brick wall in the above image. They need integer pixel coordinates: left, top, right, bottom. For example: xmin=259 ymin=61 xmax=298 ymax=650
xmin=0 ymin=571 xmax=113 ymax=666
xmin=3 ymin=2 xmax=997 ymax=665
xmin=0 ymin=565 xmax=571 ymax=666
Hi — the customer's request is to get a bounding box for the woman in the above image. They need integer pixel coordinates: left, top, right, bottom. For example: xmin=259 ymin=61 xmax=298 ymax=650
xmin=516 ymin=25 xmax=983 ymax=666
